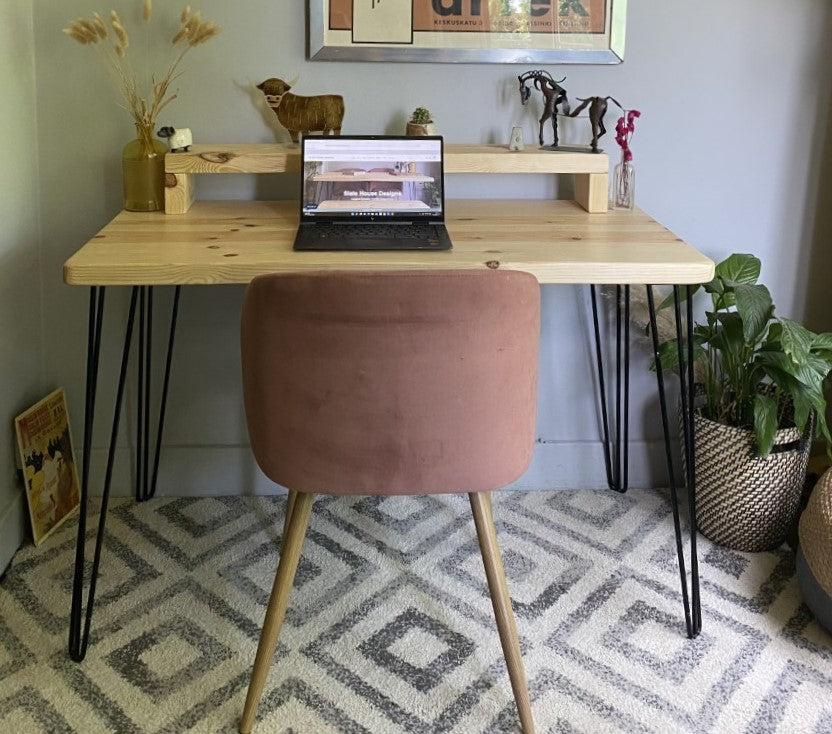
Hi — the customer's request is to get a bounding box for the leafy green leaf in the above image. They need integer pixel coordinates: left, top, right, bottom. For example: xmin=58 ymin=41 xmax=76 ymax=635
xmin=757 ymin=352 xmax=827 ymax=389
xmin=710 ymin=312 xmax=744 ymax=354
xmin=648 ymin=338 xmax=706 ymax=373
xmin=705 ymin=253 xmax=759 ymax=311
xmin=784 ymin=377 xmax=830 ymax=452
xmin=766 ymin=322 xmax=783 ymax=345
xmin=753 ymin=392 xmax=778 ymax=456
xmin=811 ymin=332 xmax=832 ymax=351
xmin=734 ymin=284 xmax=773 ymax=345
xmin=714 ymin=253 xmax=761 ymax=285
xmin=779 ymin=318 xmax=814 ymax=365
xmin=655 ymin=340 xmax=680 ymax=371
xmin=791 ymin=387 xmax=812 ymax=433
xmin=657 ymin=285 xmax=700 ymax=312
xmin=716 ymin=291 xmax=737 ymax=310
xmin=813 ymin=350 xmax=832 ymax=365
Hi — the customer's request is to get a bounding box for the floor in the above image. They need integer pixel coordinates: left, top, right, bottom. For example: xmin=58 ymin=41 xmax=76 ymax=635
xmin=0 ymin=488 xmax=830 ymax=733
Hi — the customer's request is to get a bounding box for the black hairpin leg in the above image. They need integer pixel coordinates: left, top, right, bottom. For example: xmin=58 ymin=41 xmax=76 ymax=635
xmin=136 ymin=285 xmax=181 ymax=502
xmin=136 ymin=287 xmax=147 ymax=502
xmin=590 ymin=284 xmax=630 ymax=493
xmin=69 ymin=286 xmax=138 ymax=662
xmin=646 ymin=284 xmax=701 ymax=638
xmin=69 ymin=285 xmax=181 ymax=661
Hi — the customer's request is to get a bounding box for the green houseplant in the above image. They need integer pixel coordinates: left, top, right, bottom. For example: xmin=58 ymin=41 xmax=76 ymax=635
xmin=655 ymin=253 xmax=832 ymax=550
xmin=406 ymin=107 xmax=436 ymax=136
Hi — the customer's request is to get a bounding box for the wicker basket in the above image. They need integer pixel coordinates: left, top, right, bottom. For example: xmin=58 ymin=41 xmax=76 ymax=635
xmin=691 ymin=410 xmax=812 ymax=552
xmin=799 ymin=467 xmax=832 ymax=598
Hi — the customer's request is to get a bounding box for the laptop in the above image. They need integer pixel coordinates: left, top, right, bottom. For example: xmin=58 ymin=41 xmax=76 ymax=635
xmin=294 ymin=135 xmax=452 ymax=251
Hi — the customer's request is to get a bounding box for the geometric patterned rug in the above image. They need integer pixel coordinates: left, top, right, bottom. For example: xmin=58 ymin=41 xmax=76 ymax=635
xmin=1 ymin=488 xmax=830 ymax=733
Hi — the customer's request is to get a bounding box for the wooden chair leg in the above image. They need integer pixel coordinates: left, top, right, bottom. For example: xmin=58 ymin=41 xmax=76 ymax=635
xmin=239 ymin=491 xmax=314 ymax=734
xmin=282 ymin=489 xmax=297 ymax=542
xmin=469 ymin=491 xmax=535 ymax=734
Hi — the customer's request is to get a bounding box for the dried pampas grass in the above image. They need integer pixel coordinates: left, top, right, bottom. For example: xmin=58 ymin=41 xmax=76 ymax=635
xmin=62 ymin=2 xmax=220 ymax=149
xmin=605 ymin=284 xmax=706 ymax=382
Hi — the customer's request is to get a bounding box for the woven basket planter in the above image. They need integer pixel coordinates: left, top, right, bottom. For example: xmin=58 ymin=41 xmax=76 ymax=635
xmin=692 ymin=410 xmax=812 ymax=552
xmin=797 ymin=467 xmax=832 ymax=632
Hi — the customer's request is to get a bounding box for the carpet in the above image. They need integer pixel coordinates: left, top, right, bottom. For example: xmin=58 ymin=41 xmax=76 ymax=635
xmin=0 ymin=488 xmax=830 ymax=733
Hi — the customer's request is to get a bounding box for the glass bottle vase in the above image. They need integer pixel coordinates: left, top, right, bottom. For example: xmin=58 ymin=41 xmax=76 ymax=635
xmin=122 ymin=123 xmax=167 ymax=212
xmin=611 ymin=159 xmax=635 ymax=211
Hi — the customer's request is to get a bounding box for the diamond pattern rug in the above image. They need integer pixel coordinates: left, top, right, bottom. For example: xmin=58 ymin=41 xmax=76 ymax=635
xmin=0 ymin=489 xmax=830 ymax=733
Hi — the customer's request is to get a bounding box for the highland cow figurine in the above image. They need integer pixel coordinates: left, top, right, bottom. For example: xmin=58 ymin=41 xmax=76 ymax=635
xmin=256 ymin=78 xmax=344 ymax=144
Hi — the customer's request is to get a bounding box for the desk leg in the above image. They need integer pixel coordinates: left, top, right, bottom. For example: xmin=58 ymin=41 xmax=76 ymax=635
xmin=69 ymin=287 xmax=138 ymax=662
xmin=136 ymin=286 xmax=181 ymax=501
xmin=590 ymin=284 xmax=630 ymax=492
xmin=646 ymin=285 xmax=701 ymax=638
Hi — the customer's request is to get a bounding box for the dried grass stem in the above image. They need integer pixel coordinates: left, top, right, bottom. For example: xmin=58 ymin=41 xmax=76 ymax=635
xmin=62 ymin=2 xmax=220 ymax=150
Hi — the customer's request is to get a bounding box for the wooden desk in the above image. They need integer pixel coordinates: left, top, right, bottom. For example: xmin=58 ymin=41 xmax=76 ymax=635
xmin=64 ymin=200 xmax=712 ymax=286
xmin=64 ymin=197 xmax=711 ymax=662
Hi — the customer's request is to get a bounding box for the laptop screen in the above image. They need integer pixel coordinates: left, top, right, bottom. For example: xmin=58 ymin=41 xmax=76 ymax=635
xmin=300 ymin=136 xmax=444 ymax=222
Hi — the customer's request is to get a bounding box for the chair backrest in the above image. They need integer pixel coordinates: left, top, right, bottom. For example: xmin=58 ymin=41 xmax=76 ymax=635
xmin=241 ymin=270 xmax=540 ymax=495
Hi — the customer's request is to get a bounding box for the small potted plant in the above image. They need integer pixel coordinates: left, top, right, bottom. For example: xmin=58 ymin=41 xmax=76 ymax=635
xmin=654 ymin=253 xmax=832 ymax=551
xmin=406 ymin=107 xmax=436 ymax=136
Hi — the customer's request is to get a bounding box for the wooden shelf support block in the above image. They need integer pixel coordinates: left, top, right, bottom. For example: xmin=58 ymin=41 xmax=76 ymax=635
xmin=574 ymin=173 xmax=609 ymax=213
xmin=165 ymin=172 xmax=195 ymax=215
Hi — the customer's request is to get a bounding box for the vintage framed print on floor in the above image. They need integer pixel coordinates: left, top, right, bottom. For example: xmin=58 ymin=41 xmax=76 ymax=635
xmin=15 ymin=388 xmax=81 ymax=545
xmin=309 ymin=0 xmax=627 ymax=64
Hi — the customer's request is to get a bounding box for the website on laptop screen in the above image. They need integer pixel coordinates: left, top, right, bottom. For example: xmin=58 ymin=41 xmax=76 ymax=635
xmin=302 ymin=137 xmax=443 ymax=220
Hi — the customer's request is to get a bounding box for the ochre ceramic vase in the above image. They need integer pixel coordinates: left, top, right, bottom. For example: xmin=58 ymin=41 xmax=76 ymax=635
xmin=122 ymin=123 xmax=167 ymax=212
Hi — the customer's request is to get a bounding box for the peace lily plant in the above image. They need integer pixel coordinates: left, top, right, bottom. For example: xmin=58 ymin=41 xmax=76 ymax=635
xmin=655 ymin=253 xmax=832 ymax=457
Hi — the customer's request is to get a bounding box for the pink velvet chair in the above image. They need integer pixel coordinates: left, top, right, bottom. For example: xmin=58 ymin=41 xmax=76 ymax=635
xmin=238 ymin=269 xmax=540 ymax=733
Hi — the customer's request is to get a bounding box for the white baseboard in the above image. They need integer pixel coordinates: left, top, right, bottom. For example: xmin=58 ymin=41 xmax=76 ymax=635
xmin=83 ymin=440 xmax=681 ymax=497
xmin=0 ymin=492 xmax=27 ymax=574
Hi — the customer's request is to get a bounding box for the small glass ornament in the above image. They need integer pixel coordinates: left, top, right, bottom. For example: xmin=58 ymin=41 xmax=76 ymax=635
xmin=612 ymin=109 xmax=641 ymax=211
xmin=611 ymin=157 xmax=635 ymax=210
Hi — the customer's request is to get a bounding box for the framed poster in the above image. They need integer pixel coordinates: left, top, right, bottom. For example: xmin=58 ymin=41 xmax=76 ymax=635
xmin=309 ymin=0 xmax=627 ymax=64
xmin=15 ymin=388 xmax=81 ymax=545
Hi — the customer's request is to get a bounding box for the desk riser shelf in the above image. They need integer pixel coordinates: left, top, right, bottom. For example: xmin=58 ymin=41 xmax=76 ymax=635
xmin=164 ymin=143 xmax=610 ymax=215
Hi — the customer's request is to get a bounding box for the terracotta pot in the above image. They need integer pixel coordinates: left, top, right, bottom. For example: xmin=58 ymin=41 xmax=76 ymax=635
xmin=406 ymin=122 xmax=436 ymax=136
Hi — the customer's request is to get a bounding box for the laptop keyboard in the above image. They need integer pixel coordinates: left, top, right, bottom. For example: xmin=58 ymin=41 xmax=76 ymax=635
xmin=312 ymin=223 xmax=439 ymax=240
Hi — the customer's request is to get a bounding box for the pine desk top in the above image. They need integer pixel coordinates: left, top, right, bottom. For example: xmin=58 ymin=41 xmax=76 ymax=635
xmin=64 ymin=199 xmax=714 ymax=287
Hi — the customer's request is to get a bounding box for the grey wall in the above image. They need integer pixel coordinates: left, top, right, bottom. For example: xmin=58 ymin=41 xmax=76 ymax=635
xmin=23 ymin=1 xmax=832 ymax=500
xmin=1 ymin=0 xmax=45 ymax=569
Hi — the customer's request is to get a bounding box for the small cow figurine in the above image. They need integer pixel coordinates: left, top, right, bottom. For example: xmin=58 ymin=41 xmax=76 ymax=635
xmin=256 ymin=78 xmax=344 ymax=144
xmin=157 ymin=126 xmax=193 ymax=152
